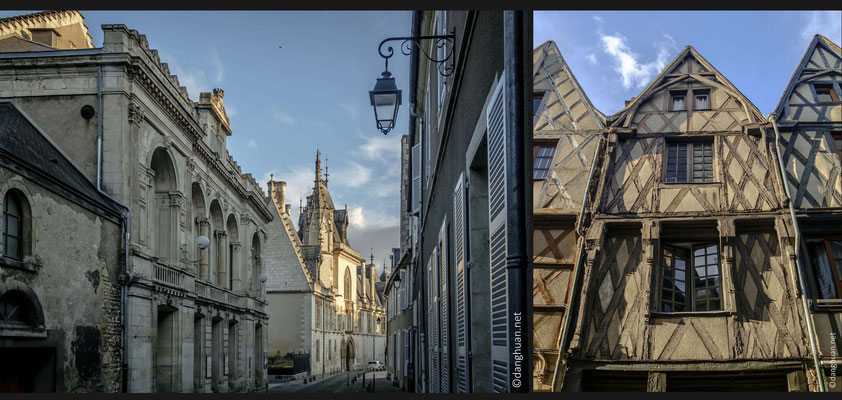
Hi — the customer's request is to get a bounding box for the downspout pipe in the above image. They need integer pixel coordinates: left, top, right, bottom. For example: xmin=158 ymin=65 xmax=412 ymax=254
xmin=550 ymin=129 xmax=606 ymax=392
xmin=768 ymin=114 xmax=826 ymax=392
xmin=96 ymin=64 xmax=135 ymax=392
xmin=408 ymin=10 xmax=427 ymax=393
xmin=503 ymin=10 xmax=528 ymax=393
xmin=410 ymin=103 xmax=427 ymax=393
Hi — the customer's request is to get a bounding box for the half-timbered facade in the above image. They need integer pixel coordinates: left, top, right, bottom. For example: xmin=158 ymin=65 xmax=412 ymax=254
xmin=772 ymin=34 xmax=842 ymax=392
xmin=559 ymin=46 xmax=816 ymax=391
xmin=530 ymin=40 xmax=605 ymax=392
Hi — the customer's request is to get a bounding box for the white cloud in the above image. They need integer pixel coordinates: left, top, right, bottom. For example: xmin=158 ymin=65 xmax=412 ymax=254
xmin=353 ymin=130 xmax=401 ymax=164
xmin=211 ymin=47 xmax=224 ymax=84
xmin=346 ymin=205 xmax=399 ymax=230
xmin=338 ymin=102 xmax=358 ymax=120
xmin=330 ymin=161 xmax=372 ymax=188
xmin=599 ymin=32 xmax=676 ymax=89
xmin=587 ymin=53 xmax=598 ymax=65
xmin=307 ymin=120 xmax=333 ymax=132
xmin=159 ymin=52 xmax=209 ymax=101
xmin=592 ymin=15 xmax=604 ymax=24
xmin=258 ymin=165 xmax=316 ymax=223
xmin=247 ymin=139 xmax=257 ymax=148
xmin=801 ymin=11 xmax=842 ymax=47
xmin=272 ymin=105 xmax=295 ymax=125
xmin=226 ymin=104 xmax=238 ymax=118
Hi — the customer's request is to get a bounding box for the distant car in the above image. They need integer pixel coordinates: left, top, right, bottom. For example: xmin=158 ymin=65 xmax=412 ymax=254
xmin=367 ymin=361 xmax=383 ymax=371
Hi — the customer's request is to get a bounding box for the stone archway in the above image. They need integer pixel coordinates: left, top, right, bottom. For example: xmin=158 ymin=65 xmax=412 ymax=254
xmin=344 ymin=338 xmax=355 ymax=372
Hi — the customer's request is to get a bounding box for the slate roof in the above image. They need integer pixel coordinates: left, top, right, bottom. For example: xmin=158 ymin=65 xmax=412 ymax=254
xmin=0 ymin=101 xmax=123 ymax=221
xmin=0 ymin=35 xmax=55 ymax=52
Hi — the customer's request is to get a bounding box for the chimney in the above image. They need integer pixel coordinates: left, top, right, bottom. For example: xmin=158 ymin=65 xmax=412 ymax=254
xmin=276 ymin=181 xmax=287 ymax=210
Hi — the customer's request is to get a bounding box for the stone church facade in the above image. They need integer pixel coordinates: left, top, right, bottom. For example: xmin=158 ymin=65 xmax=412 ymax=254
xmin=264 ymin=152 xmax=386 ymax=376
xmin=0 ymin=12 xmax=271 ymax=392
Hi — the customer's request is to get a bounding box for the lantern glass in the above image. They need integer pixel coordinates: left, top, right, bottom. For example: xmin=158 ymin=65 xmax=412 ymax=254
xmin=369 ymin=70 xmax=402 ymax=134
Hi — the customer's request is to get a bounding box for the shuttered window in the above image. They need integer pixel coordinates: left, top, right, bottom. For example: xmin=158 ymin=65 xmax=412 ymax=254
xmin=486 ymin=76 xmax=509 ymax=393
xmin=438 ymin=220 xmax=450 ymax=392
xmin=452 ymin=173 xmax=471 ymax=393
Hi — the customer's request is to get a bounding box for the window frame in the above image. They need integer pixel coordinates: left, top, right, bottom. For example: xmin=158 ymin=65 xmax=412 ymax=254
xmin=670 ymin=91 xmax=686 ymax=111
xmin=832 ymin=132 xmax=841 ymax=164
xmin=664 ymin=139 xmax=716 ymax=184
xmin=658 ymin=242 xmax=723 ymax=313
xmin=532 ymin=140 xmax=558 ymax=181
xmin=533 ymin=91 xmax=546 ymax=117
xmin=804 ymin=237 xmax=842 ymax=302
xmin=814 ymin=83 xmax=839 ymax=104
xmin=2 ymin=192 xmax=23 ymax=261
xmin=693 ymin=89 xmax=711 ymax=111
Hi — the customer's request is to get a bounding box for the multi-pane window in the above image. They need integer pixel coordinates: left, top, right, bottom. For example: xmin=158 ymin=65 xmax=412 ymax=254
xmin=805 ymin=239 xmax=842 ymax=300
xmin=666 ymin=141 xmax=714 ymax=183
xmin=533 ymin=144 xmax=556 ymax=180
xmin=661 ymin=243 xmax=722 ymax=312
xmin=2 ymin=192 xmax=22 ymax=260
xmin=815 ymin=84 xmax=838 ymax=103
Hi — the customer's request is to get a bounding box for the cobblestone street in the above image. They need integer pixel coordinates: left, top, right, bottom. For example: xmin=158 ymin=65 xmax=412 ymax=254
xmin=268 ymin=370 xmax=402 ymax=393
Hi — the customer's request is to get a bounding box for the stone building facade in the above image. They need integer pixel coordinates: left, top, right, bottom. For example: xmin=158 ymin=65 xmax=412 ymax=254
xmin=264 ymin=152 xmax=386 ymax=377
xmin=0 ymin=12 xmax=271 ymax=392
xmin=0 ymin=101 xmax=124 ymax=392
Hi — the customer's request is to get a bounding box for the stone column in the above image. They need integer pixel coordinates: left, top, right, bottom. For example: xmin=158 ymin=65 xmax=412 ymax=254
xmin=168 ymin=192 xmax=184 ymax=263
xmin=216 ymin=230 xmax=227 ymax=287
xmin=230 ymin=242 xmax=242 ymax=292
xmin=197 ymin=218 xmax=210 ymax=280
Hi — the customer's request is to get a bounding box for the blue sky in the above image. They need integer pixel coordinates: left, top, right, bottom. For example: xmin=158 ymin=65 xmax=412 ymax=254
xmin=0 ymin=10 xmax=412 ymax=273
xmin=534 ymin=11 xmax=842 ymax=117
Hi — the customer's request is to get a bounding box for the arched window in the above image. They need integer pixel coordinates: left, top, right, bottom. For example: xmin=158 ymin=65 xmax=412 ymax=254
xmin=150 ymin=148 xmax=177 ymax=262
xmin=0 ymin=290 xmax=39 ymax=327
xmin=2 ymin=190 xmax=31 ymax=261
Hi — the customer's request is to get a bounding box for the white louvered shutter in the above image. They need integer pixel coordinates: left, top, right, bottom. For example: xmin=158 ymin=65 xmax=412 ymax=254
xmin=400 ymin=269 xmax=407 ymax=310
xmin=412 ymin=144 xmax=422 ymax=215
xmin=426 ymin=253 xmax=439 ymax=392
xmin=439 ymin=220 xmax=451 ymax=393
xmin=486 ymin=76 xmax=509 ymax=393
xmin=452 ymin=172 xmax=471 ymax=393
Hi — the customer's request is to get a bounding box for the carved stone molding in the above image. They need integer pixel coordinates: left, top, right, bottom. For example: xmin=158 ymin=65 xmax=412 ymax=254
xmin=128 ymin=101 xmax=147 ymax=126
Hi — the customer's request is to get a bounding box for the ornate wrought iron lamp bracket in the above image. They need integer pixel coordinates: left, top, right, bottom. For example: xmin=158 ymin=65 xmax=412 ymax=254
xmin=377 ymin=28 xmax=456 ymax=77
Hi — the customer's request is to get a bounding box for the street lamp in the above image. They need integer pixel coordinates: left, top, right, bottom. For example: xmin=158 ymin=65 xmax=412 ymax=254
xmin=369 ymin=29 xmax=456 ymax=135
xmin=393 ymin=273 xmax=402 ymax=289
xmin=369 ymin=70 xmax=401 ymax=135
xmin=181 ymin=235 xmax=210 ymax=263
